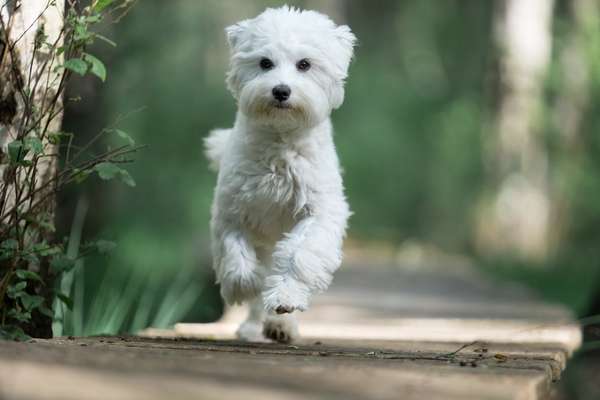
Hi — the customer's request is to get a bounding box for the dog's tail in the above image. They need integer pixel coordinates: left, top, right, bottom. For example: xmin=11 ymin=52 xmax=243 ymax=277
xmin=204 ymin=128 xmax=231 ymax=171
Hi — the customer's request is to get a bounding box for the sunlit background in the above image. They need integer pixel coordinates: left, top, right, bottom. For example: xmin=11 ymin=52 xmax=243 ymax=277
xmin=55 ymin=0 xmax=600 ymax=350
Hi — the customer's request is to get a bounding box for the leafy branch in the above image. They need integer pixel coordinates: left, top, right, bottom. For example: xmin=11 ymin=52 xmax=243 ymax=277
xmin=0 ymin=0 xmax=139 ymax=340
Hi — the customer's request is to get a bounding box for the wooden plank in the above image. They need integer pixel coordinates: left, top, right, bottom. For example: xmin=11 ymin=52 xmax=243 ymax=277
xmin=0 ymin=337 xmax=559 ymax=400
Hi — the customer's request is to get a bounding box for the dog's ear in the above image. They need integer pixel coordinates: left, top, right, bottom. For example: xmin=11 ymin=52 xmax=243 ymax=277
xmin=329 ymin=25 xmax=357 ymax=109
xmin=225 ymin=20 xmax=251 ymax=98
xmin=334 ymin=25 xmax=357 ymax=71
xmin=225 ymin=20 xmax=250 ymax=50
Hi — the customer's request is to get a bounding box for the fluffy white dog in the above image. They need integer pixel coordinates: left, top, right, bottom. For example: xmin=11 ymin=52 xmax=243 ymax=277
xmin=204 ymin=6 xmax=355 ymax=343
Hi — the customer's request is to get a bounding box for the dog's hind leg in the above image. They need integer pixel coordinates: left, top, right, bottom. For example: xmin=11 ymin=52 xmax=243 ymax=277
xmin=236 ymin=297 xmax=267 ymax=342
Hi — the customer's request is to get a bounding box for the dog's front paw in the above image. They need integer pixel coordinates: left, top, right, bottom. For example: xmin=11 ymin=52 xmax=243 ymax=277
xmin=263 ymin=314 xmax=299 ymax=344
xmin=220 ymin=269 xmax=264 ymax=305
xmin=262 ymin=275 xmax=310 ymax=314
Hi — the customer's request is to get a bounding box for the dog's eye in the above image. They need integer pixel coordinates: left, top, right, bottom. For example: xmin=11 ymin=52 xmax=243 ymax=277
xmin=296 ymin=59 xmax=311 ymax=72
xmin=260 ymin=58 xmax=274 ymax=70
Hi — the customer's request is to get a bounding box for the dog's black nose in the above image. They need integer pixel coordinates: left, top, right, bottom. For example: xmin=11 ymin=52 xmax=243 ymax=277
xmin=272 ymin=84 xmax=291 ymax=102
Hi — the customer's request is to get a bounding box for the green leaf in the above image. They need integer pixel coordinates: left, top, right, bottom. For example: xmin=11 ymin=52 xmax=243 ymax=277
xmin=34 ymin=28 xmax=48 ymax=50
xmin=63 ymin=58 xmax=88 ymax=76
xmin=11 ymin=281 xmax=27 ymax=292
xmin=1 ymin=239 xmax=19 ymax=250
xmin=95 ymin=162 xmax=120 ymax=180
xmin=20 ymin=293 xmax=44 ymax=311
xmin=0 ymin=251 xmax=12 ymax=261
xmin=0 ymin=326 xmax=31 ymax=341
xmin=73 ymin=22 xmax=92 ymax=43
xmin=93 ymin=0 xmax=116 ymax=12
xmin=7 ymin=140 xmax=26 ymax=164
xmin=7 ymin=281 xmax=26 ymax=299
xmin=24 ymin=136 xmax=43 ymax=155
xmin=6 ymin=291 xmax=24 ymax=300
xmin=48 ymin=131 xmax=73 ymax=145
xmin=72 ymin=168 xmax=92 ymax=184
xmin=7 ymin=309 xmax=31 ymax=323
xmin=0 ymin=240 xmax=16 ymax=259
xmin=15 ymin=269 xmax=43 ymax=282
xmin=95 ymin=240 xmax=117 ymax=254
xmin=38 ymin=305 xmax=54 ymax=319
xmin=95 ymin=162 xmax=135 ymax=187
xmin=83 ymin=53 xmax=106 ymax=82
xmin=86 ymin=14 xmax=102 ymax=23
xmin=50 ymin=254 xmax=75 ymax=273
xmin=115 ymin=129 xmax=135 ymax=146
xmin=22 ymin=252 xmax=40 ymax=264
xmin=35 ymin=243 xmax=61 ymax=257
xmin=119 ymin=169 xmax=136 ymax=187
xmin=56 ymin=292 xmax=73 ymax=310
xmin=35 ymin=213 xmax=56 ymax=233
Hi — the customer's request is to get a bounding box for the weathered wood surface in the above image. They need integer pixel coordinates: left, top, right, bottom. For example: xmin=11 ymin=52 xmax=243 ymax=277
xmin=0 ymin=262 xmax=582 ymax=400
xmin=0 ymin=335 xmax=572 ymax=400
xmin=173 ymin=263 xmax=581 ymax=353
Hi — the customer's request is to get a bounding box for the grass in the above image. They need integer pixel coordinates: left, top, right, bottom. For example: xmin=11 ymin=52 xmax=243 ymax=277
xmin=53 ymin=197 xmax=221 ymax=337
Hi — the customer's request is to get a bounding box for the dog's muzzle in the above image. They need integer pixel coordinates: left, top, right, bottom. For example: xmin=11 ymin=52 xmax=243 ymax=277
xmin=272 ymin=84 xmax=291 ymax=102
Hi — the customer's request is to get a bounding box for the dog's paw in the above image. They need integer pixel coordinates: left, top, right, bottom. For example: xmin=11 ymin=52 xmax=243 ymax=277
xmin=262 ymin=275 xmax=310 ymax=314
xmin=263 ymin=314 xmax=299 ymax=344
xmin=220 ymin=269 xmax=264 ymax=305
xmin=236 ymin=320 xmax=267 ymax=342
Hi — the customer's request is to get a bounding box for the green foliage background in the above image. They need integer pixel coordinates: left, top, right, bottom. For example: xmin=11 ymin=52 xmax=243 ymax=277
xmin=58 ymin=0 xmax=600 ymax=335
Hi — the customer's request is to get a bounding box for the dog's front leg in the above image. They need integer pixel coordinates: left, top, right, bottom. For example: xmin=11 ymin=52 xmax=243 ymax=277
xmin=263 ymin=208 xmax=347 ymax=313
xmin=213 ymin=227 xmax=264 ymax=305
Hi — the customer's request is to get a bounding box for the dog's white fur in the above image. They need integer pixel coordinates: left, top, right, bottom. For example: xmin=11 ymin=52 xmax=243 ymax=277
xmin=205 ymin=6 xmax=355 ymax=343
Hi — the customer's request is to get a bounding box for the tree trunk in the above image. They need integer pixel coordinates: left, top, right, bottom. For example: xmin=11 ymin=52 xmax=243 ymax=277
xmin=1 ymin=0 xmax=64 ymax=197
xmin=550 ymin=0 xmax=598 ymax=254
xmin=1 ymin=0 xmax=64 ymax=337
xmin=560 ymin=0 xmax=600 ymax=318
xmin=476 ymin=0 xmax=555 ymax=262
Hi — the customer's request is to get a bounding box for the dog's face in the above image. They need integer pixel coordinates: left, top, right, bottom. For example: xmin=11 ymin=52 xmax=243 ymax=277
xmin=225 ymin=6 xmax=356 ymax=130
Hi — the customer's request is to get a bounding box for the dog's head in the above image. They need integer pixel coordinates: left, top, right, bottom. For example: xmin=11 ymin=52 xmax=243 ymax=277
xmin=225 ymin=6 xmax=356 ymax=130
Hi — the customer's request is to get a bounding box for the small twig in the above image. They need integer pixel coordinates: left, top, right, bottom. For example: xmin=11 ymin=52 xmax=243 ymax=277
xmin=0 ymin=145 xmax=145 ymax=225
xmin=69 ymin=106 xmax=146 ymax=164
xmin=110 ymin=0 xmax=138 ymax=24
xmin=435 ymin=341 xmax=481 ymax=360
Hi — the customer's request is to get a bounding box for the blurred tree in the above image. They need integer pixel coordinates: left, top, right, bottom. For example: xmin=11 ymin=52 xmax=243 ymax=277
xmin=1 ymin=1 xmax=64 ymax=230
xmin=304 ymin=0 xmax=345 ymax=22
xmin=55 ymin=0 xmax=600 ymax=332
xmin=476 ymin=0 xmax=555 ymax=261
xmin=1 ymin=0 xmax=64 ymax=337
xmin=560 ymin=0 xmax=600 ymax=316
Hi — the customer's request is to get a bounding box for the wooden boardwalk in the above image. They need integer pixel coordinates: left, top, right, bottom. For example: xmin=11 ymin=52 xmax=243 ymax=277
xmin=0 ymin=262 xmax=582 ymax=399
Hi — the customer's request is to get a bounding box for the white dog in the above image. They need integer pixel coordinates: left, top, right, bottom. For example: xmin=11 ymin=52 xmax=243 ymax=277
xmin=204 ymin=6 xmax=355 ymax=343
